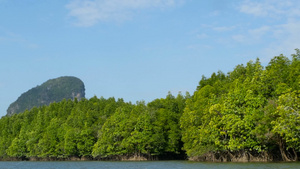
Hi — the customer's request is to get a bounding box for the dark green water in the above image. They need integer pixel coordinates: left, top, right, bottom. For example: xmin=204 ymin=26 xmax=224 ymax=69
xmin=0 ymin=161 xmax=299 ymax=169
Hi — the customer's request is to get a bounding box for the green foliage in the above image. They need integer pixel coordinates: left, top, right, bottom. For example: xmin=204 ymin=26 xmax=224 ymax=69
xmin=0 ymin=92 xmax=187 ymax=159
xmin=180 ymin=50 xmax=300 ymax=160
xmin=272 ymin=90 xmax=300 ymax=150
xmin=7 ymin=76 xmax=85 ymax=115
xmin=0 ymin=50 xmax=299 ymax=161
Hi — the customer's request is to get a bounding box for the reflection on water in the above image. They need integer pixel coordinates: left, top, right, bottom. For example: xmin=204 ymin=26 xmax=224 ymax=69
xmin=0 ymin=161 xmax=299 ymax=169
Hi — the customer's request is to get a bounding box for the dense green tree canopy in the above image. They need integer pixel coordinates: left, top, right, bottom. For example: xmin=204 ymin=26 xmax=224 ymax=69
xmin=0 ymin=50 xmax=299 ymax=161
xmin=0 ymin=93 xmax=188 ymax=160
xmin=181 ymin=49 xmax=300 ymax=161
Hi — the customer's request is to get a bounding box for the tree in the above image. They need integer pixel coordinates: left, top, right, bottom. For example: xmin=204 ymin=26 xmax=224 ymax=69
xmin=271 ymin=90 xmax=300 ymax=161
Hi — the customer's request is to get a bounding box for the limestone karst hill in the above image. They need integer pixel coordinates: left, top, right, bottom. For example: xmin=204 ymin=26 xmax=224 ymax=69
xmin=6 ymin=76 xmax=85 ymax=116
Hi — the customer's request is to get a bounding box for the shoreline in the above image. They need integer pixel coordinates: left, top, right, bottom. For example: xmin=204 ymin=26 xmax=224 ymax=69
xmin=0 ymin=154 xmax=183 ymax=162
xmin=0 ymin=156 xmax=289 ymax=162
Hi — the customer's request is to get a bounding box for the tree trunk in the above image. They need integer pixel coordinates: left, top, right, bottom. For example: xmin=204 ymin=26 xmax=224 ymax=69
xmin=279 ymin=138 xmax=291 ymax=161
xmin=292 ymin=148 xmax=298 ymax=161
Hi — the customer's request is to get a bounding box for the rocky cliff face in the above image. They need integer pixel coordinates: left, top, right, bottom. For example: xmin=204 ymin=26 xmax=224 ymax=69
xmin=7 ymin=76 xmax=85 ymax=116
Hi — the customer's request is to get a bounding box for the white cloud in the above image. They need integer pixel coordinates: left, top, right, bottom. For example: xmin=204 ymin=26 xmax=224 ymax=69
xmin=209 ymin=10 xmax=220 ymax=17
xmin=248 ymin=25 xmax=270 ymax=40
xmin=232 ymin=34 xmax=246 ymax=43
xmin=289 ymin=8 xmax=300 ymax=17
xmin=187 ymin=44 xmax=212 ymax=50
xmin=0 ymin=30 xmax=39 ymax=49
xmin=196 ymin=33 xmax=208 ymax=39
xmin=234 ymin=0 xmax=300 ymax=61
xmin=213 ymin=26 xmax=235 ymax=32
xmin=231 ymin=26 xmax=270 ymax=44
xmin=238 ymin=0 xmax=300 ymax=18
xmin=238 ymin=0 xmax=291 ymax=18
xmin=262 ymin=20 xmax=300 ymax=60
xmin=66 ymin=0 xmax=184 ymax=27
xmin=239 ymin=1 xmax=268 ymax=17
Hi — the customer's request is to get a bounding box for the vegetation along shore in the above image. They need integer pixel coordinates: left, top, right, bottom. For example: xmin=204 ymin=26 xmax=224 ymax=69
xmin=0 ymin=50 xmax=299 ymax=162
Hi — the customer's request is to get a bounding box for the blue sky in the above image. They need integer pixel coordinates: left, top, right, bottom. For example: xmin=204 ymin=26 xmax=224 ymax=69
xmin=1 ymin=0 xmax=300 ymax=117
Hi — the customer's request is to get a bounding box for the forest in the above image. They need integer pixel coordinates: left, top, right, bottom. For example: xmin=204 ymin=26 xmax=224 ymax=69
xmin=0 ymin=50 xmax=299 ymax=162
xmin=7 ymin=76 xmax=85 ymax=116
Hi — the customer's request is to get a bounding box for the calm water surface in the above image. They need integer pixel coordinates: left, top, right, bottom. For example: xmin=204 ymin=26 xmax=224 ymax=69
xmin=0 ymin=161 xmax=299 ymax=169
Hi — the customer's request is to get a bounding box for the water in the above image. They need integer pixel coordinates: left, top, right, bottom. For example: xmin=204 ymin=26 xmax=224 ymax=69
xmin=0 ymin=161 xmax=299 ymax=169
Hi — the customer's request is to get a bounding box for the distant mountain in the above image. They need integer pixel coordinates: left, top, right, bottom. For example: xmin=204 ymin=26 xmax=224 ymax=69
xmin=7 ymin=76 xmax=85 ymax=116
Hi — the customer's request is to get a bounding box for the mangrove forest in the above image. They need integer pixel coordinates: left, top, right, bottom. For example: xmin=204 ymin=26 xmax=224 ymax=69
xmin=0 ymin=50 xmax=299 ymax=162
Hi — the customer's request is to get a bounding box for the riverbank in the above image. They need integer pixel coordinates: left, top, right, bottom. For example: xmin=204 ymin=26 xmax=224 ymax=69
xmin=0 ymin=153 xmax=185 ymax=162
xmin=0 ymin=154 xmax=289 ymax=162
xmin=189 ymin=152 xmax=276 ymax=162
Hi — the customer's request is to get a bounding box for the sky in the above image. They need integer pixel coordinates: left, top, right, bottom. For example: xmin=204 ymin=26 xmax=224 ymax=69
xmin=1 ymin=0 xmax=300 ymax=117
